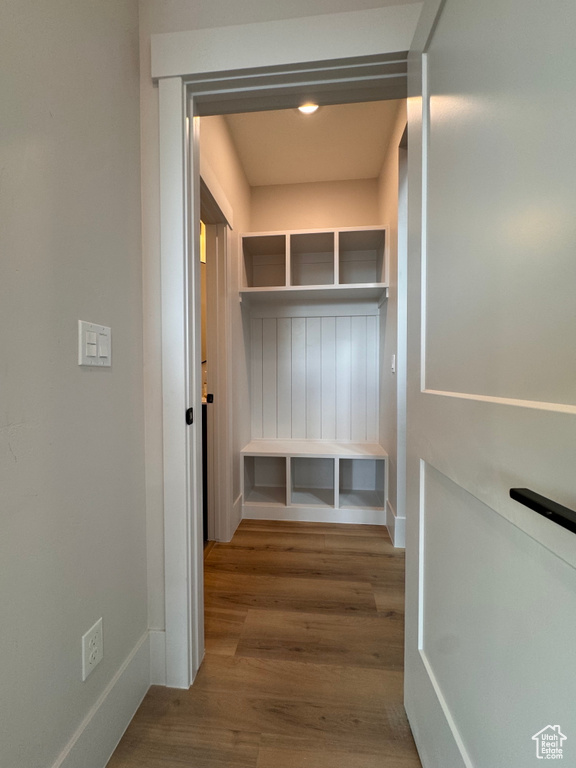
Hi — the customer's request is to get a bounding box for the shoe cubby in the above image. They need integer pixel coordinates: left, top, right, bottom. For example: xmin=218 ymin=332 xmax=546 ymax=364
xmin=243 ymin=455 xmax=287 ymax=505
xmin=290 ymin=457 xmax=335 ymax=507
xmin=241 ymin=442 xmax=387 ymax=523
xmin=339 ymin=458 xmax=385 ymax=510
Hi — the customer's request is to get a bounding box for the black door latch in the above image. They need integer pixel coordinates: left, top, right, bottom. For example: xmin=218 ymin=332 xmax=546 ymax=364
xmin=185 ymin=407 xmax=194 ymax=425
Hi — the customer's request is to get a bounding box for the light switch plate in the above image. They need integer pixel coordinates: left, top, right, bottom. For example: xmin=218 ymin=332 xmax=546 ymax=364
xmin=78 ymin=321 xmax=111 ymax=367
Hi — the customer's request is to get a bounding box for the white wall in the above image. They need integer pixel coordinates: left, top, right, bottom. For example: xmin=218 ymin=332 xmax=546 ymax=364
xmin=251 ymin=179 xmax=380 ymax=231
xmin=0 ymin=2 xmax=147 ymax=766
xmin=140 ymin=0 xmax=420 ymax=34
xmin=377 ymin=101 xmax=406 ymax=524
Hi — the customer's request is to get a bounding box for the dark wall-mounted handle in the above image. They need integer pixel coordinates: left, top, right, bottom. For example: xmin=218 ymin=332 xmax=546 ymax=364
xmin=510 ymin=488 xmax=576 ymax=534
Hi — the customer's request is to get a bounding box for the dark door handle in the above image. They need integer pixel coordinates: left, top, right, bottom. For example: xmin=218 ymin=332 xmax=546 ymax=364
xmin=206 ymin=394 xmax=214 ymax=403
xmin=185 ymin=407 xmax=194 ymax=425
xmin=510 ymin=488 xmax=576 ymax=534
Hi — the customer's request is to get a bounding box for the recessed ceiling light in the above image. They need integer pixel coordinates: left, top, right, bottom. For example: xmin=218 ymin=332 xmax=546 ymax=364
xmin=298 ymin=104 xmax=319 ymax=115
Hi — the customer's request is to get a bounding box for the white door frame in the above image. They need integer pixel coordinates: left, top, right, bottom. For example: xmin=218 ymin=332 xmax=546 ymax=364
xmin=203 ymin=221 xmax=232 ymax=542
xmin=155 ymin=11 xmax=417 ymax=688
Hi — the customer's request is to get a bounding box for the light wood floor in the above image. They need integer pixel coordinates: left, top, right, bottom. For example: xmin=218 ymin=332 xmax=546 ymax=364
xmin=107 ymin=520 xmax=422 ymax=767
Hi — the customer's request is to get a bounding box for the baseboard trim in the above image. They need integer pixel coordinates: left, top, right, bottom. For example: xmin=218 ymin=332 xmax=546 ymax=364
xmin=387 ymin=499 xmax=406 ymax=548
xmin=231 ymin=493 xmax=242 ymax=537
xmin=51 ymin=631 xmax=150 ymax=768
xmin=149 ymin=629 xmax=166 ymax=686
xmin=243 ymin=504 xmax=386 ymax=525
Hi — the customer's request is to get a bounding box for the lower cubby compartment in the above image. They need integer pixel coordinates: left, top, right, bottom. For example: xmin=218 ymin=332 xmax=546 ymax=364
xmin=241 ymin=441 xmax=388 ymax=524
xmin=339 ymin=458 xmax=385 ymax=509
xmin=290 ymin=457 xmax=334 ymax=507
xmin=243 ymin=455 xmax=286 ymax=505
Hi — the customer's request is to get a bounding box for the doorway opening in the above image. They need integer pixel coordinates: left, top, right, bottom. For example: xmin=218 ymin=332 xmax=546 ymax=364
xmin=196 ymin=97 xmax=409 ymax=671
xmin=157 ymin=49 xmax=411 ymax=687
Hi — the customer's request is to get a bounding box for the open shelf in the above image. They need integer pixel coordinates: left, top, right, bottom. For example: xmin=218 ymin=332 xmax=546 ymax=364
xmin=243 ymin=455 xmax=286 ymax=505
xmin=339 ymin=458 xmax=385 ymax=509
xmin=290 ymin=232 xmax=335 ymax=286
xmin=241 ymin=445 xmax=387 ymax=524
xmin=291 ymin=457 xmax=334 ymax=507
xmin=240 ymin=284 xmax=387 ymax=305
xmin=242 ymin=439 xmax=387 ymax=458
xmin=338 ymin=229 xmax=386 ymax=285
xmin=243 ymin=234 xmax=286 ymax=287
xmin=240 ymin=227 xmax=388 ymax=300
xmin=240 ymin=226 xmax=389 ymax=526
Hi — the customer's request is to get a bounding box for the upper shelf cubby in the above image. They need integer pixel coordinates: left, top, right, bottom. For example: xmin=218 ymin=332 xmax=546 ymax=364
xmin=339 ymin=229 xmax=386 ymax=285
xmin=290 ymin=232 xmax=335 ymax=286
xmin=240 ymin=226 xmax=388 ymax=302
xmin=242 ymin=234 xmax=286 ymax=288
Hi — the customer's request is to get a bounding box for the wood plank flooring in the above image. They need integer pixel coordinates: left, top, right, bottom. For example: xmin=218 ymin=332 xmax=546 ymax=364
xmin=107 ymin=520 xmax=422 ymax=768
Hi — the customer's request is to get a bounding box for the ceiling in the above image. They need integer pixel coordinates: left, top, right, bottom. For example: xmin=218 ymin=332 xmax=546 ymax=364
xmin=224 ymin=100 xmax=403 ymax=187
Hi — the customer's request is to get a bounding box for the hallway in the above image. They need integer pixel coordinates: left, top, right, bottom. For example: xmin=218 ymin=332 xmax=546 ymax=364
xmin=107 ymin=520 xmax=421 ymax=767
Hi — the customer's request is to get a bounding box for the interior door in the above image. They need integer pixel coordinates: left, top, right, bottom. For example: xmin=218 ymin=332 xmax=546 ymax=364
xmin=405 ymin=2 xmax=576 ymax=767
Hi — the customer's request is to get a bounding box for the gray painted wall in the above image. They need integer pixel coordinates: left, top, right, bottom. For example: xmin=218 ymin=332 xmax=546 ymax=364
xmin=0 ymin=2 xmax=147 ymax=765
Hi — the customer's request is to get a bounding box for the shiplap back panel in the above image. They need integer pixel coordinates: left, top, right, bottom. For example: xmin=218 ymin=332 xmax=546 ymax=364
xmin=250 ymin=314 xmax=379 ymax=441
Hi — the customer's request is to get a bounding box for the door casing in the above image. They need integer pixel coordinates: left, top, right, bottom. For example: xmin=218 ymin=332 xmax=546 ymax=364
xmin=156 ymin=33 xmax=413 ymax=689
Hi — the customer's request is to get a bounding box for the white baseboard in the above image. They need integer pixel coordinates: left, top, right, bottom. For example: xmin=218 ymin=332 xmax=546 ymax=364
xmin=243 ymin=503 xmax=386 ymax=525
xmin=231 ymin=493 xmax=242 ymax=536
xmin=149 ymin=629 xmax=166 ymax=686
xmin=386 ymin=499 xmax=406 ymax=548
xmin=52 ymin=631 xmax=150 ymax=768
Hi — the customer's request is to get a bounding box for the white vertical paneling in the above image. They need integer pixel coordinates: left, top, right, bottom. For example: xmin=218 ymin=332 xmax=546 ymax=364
xmin=277 ymin=318 xmax=292 ymax=438
xmin=251 ymin=311 xmax=379 ymax=444
xmin=350 ymin=316 xmax=368 ymax=441
xmin=291 ymin=318 xmax=307 ymax=438
xmin=250 ymin=319 xmax=263 ymax=438
xmin=336 ymin=316 xmax=352 ymax=440
xmin=321 ymin=317 xmax=337 ymax=439
xmin=262 ymin=319 xmax=278 ymax=437
xmin=306 ymin=318 xmax=322 ymax=438
xmin=366 ymin=315 xmax=378 ymax=442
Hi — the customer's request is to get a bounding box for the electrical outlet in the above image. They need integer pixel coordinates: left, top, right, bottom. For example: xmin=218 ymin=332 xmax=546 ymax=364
xmin=82 ymin=617 xmax=103 ymax=681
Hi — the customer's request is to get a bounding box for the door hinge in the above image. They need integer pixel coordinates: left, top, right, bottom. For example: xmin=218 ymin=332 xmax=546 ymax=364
xmin=186 ymin=407 xmax=194 ymax=425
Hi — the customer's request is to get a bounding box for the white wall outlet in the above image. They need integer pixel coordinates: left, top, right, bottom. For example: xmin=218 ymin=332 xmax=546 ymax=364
xmin=81 ymin=617 xmax=103 ymax=681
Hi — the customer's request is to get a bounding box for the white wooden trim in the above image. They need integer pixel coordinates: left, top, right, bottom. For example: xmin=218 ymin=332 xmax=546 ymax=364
xmin=188 ymin=114 xmax=205 ymax=683
xmin=386 ymin=499 xmax=406 ymax=548
xmin=227 ymin=493 xmax=243 ymax=543
xmin=206 ymin=223 xmax=234 ymax=542
xmin=159 ymin=77 xmax=196 ymax=689
xmin=51 ymin=632 xmax=149 ymax=768
xmin=243 ymin=504 xmax=386 ymax=526
xmin=149 ymin=630 xmax=166 ymax=686
xmin=151 ymin=6 xmax=422 ymax=79
xmin=396 ymin=146 xmax=408 ymax=525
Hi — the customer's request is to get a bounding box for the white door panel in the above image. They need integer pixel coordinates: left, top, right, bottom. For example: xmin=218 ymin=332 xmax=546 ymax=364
xmin=406 ymin=1 xmax=576 ymax=766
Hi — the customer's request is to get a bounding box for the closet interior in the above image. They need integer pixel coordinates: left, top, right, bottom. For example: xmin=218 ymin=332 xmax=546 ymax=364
xmin=240 ymin=226 xmax=389 ymax=524
xmin=202 ymin=99 xmax=402 ymax=533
